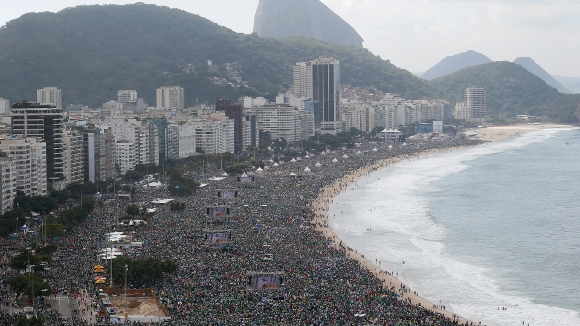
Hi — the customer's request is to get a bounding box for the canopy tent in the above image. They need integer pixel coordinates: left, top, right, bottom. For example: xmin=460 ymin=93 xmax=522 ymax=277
xmin=151 ymin=198 xmax=175 ymax=204
xmin=208 ymin=177 xmax=226 ymax=181
xmin=372 ymin=148 xmax=378 ymax=152
xmin=332 ymin=158 xmax=339 ymax=163
xmin=290 ymin=158 xmax=296 ymax=163
xmin=342 ymin=154 xmax=348 ymax=159
xmin=256 ymin=167 xmax=264 ymax=172
xmin=304 ymin=167 xmax=311 ymax=173
xmin=315 ymin=162 xmax=322 ymax=168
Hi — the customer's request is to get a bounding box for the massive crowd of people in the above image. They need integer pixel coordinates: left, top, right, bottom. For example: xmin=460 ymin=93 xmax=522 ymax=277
xmin=1 ymin=138 xmax=483 ymax=325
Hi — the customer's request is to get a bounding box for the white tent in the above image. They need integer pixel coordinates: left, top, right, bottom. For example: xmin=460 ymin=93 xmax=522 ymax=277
xmin=290 ymin=172 xmax=297 ymax=176
xmin=315 ymin=162 xmax=322 ymax=168
xmin=332 ymin=158 xmax=339 ymax=163
xmin=151 ymin=198 xmax=175 ymax=204
xmin=388 ymin=144 xmax=393 ymax=150
xmin=402 ymin=142 xmax=407 ymax=146
xmin=256 ymin=167 xmax=264 ymax=172
xmin=269 ymin=159 xmax=275 ymax=163
xmin=357 ymin=151 xmax=362 ymax=155
xmin=290 ymin=158 xmax=297 ymax=163
xmin=304 ymin=166 xmax=311 ymax=173
xmin=147 ymin=181 xmax=162 ymax=188
xmin=342 ymin=154 xmax=348 ymax=159
xmin=222 ymin=172 xmax=229 ymax=176
xmin=273 ymin=163 xmax=279 ymax=167
xmin=372 ymin=148 xmax=378 ymax=152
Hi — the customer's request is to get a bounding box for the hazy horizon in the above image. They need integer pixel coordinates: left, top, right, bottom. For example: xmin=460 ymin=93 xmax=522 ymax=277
xmin=2 ymin=0 xmax=579 ymax=76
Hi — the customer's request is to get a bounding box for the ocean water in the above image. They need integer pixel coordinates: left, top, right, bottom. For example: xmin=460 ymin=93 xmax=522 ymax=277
xmin=329 ymin=128 xmax=580 ymax=325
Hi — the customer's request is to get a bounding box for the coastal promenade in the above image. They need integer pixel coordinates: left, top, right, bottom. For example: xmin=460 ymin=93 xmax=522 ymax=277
xmin=1 ymin=138 xmax=483 ymax=325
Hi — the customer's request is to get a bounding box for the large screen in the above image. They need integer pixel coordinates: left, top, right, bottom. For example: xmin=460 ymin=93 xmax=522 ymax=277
xmin=209 ymin=231 xmax=230 ymax=244
xmin=248 ymin=274 xmax=283 ymax=290
xmin=217 ymin=190 xmax=238 ymax=199
xmin=206 ymin=206 xmax=230 ymax=217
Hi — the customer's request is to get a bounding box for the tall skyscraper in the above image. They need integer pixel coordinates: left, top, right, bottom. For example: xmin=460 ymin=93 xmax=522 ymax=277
xmin=464 ymin=88 xmax=487 ymax=122
xmin=37 ymin=87 xmax=62 ymax=108
xmin=117 ymin=90 xmax=138 ymax=104
xmin=293 ymin=56 xmax=341 ymax=134
xmin=11 ymin=101 xmax=64 ymax=189
xmin=216 ymin=99 xmax=244 ymax=153
xmin=156 ymin=86 xmax=184 ymax=110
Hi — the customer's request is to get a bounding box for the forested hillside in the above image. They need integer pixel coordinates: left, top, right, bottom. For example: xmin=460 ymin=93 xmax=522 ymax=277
xmin=431 ymin=62 xmax=580 ymax=121
xmin=0 ymin=3 xmax=431 ymax=108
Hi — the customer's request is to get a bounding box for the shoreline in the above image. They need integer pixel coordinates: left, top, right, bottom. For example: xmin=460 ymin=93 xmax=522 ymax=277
xmin=311 ymin=145 xmax=475 ymax=324
xmin=310 ymin=124 xmax=574 ymax=325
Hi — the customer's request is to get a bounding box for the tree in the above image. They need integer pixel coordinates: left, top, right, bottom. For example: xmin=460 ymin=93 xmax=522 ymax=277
xmin=108 ymin=257 xmax=178 ymax=287
xmin=50 ymin=190 xmax=71 ymax=204
xmin=45 ymin=224 xmax=65 ymax=238
xmin=126 ymin=204 xmax=141 ymax=217
xmin=8 ymin=274 xmax=51 ymax=297
xmin=9 ymin=249 xmax=42 ymax=271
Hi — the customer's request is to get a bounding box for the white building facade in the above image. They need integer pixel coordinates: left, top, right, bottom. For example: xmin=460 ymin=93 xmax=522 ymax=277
xmin=37 ymin=87 xmax=62 ymax=108
xmin=156 ymin=86 xmax=184 ymax=110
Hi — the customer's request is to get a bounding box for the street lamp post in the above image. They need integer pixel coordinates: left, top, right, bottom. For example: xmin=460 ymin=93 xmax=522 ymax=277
xmin=124 ymin=264 xmax=128 ymax=323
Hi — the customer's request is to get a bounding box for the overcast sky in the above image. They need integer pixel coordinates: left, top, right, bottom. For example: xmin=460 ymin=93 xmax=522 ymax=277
xmin=2 ymin=0 xmax=580 ymax=76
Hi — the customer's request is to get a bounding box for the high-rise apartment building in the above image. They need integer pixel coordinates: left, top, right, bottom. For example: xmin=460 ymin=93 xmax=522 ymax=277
xmin=293 ymin=57 xmax=341 ymax=134
xmin=37 ymin=87 xmax=62 ymax=108
xmin=464 ymin=88 xmax=486 ymax=122
xmin=156 ymin=86 xmax=184 ymax=110
xmin=11 ymin=101 xmax=64 ymax=189
xmin=245 ymin=104 xmax=314 ymax=142
xmin=189 ymin=115 xmax=235 ymax=155
xmin=0 ymin=98 xmax=10 ymax=115
xmin=0 ymin=137 xmax=47 ymax=198
xmin=63 ymin=130 xmax=84 ymax=185
xmin=0 ymin=156 xmax=14 ymax=214
xmin=117 ymin=90 xmax=138 ymax=104
xmin=216 ymin=99 xmax=244 ymax=153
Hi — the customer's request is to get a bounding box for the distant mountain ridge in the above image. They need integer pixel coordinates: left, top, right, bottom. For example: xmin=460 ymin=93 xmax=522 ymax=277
xmin=421 ymin=50 xmax=493 ymax=80
xmin=0 ymin=4 xmax=577 ymax=122
xmin=513 ymin=57 xmax=571 ymax=94
xmin=253 ymin=0 xmax=363 ymax=48
xmin=552 ymin=75 xmax=580 ymax=94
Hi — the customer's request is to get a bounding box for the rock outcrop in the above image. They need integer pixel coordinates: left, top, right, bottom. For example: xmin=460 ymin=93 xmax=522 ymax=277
xmin=253 ymin=0 xmax=363 ymax=48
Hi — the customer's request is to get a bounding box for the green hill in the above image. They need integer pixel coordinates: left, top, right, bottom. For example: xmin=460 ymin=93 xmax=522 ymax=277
xmin=0 ymin=3 xmax=431 ymax=108
xmin=431 ymin=62 xmax=580 ymax=121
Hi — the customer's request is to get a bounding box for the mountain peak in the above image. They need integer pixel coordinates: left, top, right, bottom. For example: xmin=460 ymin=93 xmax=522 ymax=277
xmin=253 ymin=0 xmax=363 ymax=48
xmin=513 ymin=57 xmax=571 ymax=94
xmin=421 ymin=50 xmax=493 ymax=80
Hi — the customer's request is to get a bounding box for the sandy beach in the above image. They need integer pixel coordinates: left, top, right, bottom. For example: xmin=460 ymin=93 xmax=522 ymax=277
xmin=468 ymin=123 xmax=571 ymax=142
xmin=310 ymin=124 xmax=573 ymax=325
